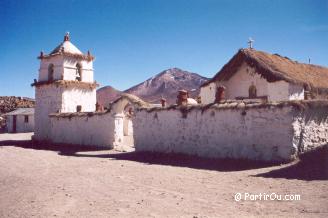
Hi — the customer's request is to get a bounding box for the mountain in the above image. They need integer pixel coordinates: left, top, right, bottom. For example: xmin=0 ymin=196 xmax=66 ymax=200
xmin=96 ymin=85 xmax=122 ymax=107
xmin=96 ymin=68 xmax=208 ymax=106
xmin=125 ymin=68 xmax=208 ymax=104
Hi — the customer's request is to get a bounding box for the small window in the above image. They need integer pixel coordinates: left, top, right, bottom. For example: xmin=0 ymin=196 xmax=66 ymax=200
xmin=249 ymin=83 xmax=257 ymax=98
xmin=48 ymin=64 xmax=54 ymax=81
xmin=24 ymin=115 xmax=29 ymax=123
xmin=76 ymin=105 xmax=82 ymax=112
xmin=76 ymin=63 xmax=82 ymax=81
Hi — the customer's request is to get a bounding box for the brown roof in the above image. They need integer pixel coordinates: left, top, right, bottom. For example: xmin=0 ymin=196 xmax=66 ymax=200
xmin=201 ymin=49 xmax=328 ymax=90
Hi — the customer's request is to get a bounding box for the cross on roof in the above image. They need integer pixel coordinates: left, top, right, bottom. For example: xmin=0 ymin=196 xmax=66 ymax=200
xmin=248 ymin=37 xmax=254 ymax=49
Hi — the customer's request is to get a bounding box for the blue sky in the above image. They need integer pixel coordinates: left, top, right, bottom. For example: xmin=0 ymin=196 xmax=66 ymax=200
xmin=0 ymin=0 xmax=327 ymax=97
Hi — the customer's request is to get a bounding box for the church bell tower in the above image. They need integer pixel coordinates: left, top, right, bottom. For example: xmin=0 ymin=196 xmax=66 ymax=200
xmin=32 ymin=33 xmax=98 ymax=141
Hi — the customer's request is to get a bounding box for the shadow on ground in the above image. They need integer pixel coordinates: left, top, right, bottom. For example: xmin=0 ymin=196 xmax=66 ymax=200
xmin=0 ymin=139 xmax=276 ymax=172
xmin=0 ymin=139 xmax=110 ymax=154
xmin=1 ymin=139 xmax=327 ymax=178
xmin=254 ymin=145 xmax=328 ymax=181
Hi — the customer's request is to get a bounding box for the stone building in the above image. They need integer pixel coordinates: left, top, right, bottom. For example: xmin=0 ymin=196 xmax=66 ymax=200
xmin=4 ymin=108 xmax=34 ymax=133
xmin=200 ymin=49 xmax=328 ymax=104
xmin=32 ymin=33 xmax=98 ymax=141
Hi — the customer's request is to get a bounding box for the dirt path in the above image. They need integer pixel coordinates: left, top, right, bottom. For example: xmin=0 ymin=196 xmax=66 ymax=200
xmin=0 ymin=134 xmax=327 ymax=217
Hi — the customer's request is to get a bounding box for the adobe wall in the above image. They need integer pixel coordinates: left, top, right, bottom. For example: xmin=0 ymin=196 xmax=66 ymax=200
xmin=49 ymin=112 xmax=116 ymax=147
xmin=200 ymin=62 xmax=304 ymax=104
xmin=134 ymin=101 xmax=328 ymax=162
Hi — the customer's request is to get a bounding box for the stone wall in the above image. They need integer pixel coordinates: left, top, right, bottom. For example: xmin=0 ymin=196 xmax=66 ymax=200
xmin=133 ymin=101 xmax=328 ymax=162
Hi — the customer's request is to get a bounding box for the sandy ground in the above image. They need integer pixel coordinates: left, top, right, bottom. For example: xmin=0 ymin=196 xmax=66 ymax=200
xmin=0 ymin=133 xmax=327 ymax=218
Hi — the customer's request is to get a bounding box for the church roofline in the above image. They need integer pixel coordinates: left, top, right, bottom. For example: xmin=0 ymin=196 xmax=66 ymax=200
xmin=31 ymin=80 xmax=99 ymax=89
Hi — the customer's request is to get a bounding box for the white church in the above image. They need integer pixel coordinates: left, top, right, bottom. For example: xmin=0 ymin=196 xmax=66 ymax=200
xmin=31 ymin=34 xmax=328 ymax=162
xmin=32 ymin=33 xmax=98 ymax=141
xmin=200 ymin=47 xmax=328 ymax=104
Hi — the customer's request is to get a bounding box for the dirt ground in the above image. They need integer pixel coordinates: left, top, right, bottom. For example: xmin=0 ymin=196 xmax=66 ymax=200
xmin=0 ymin=133 xmax=327 ymax=218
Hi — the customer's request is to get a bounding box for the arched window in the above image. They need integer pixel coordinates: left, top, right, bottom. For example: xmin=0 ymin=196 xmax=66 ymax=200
xmin=76 ymin=63 xmax=82 ymax=81
xmin=248 ymin=83 xmax=257 ymax=98
xmin=48 ymin=64 xmax=54 ymax=81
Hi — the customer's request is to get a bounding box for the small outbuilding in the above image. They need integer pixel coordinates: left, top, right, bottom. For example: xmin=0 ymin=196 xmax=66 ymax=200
xmin=200 ymin=48 xmax=328 ymax=104
xmin=4 ymin=108 xmax=35 ymax=133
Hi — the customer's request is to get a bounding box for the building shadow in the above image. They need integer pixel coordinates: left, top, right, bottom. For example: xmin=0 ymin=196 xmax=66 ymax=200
xmin=254 ymin=145 xmax=328 ymax=181
xmin=0 ymin=139 xmax=111 ymax=154
xmin=66 ymin=150 xmax=278 ymax=172
xmin=0 ymin=139 xmax=277 ymax=172
xmin=5 ymin=139 xmax=326 ymax=174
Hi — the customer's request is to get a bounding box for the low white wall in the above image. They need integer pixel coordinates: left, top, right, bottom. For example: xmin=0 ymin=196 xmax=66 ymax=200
xmin=134 ymin=102 xmax=328 ymax=162
xmin=292 ymin=105 xmax=328 ymax=153
xmin=50 ymin=112 xmax=115 ymax=147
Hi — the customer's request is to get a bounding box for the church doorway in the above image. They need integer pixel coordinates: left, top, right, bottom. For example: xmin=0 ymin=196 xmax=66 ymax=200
xmin=111 ymin=96 xmax=136 ymax=151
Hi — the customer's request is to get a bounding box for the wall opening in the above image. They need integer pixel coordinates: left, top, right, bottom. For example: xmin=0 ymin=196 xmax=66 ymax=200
xmin=76 ymin=63 xmax=82 ymax=81
xmin=24 ymin=115 xmax=29 ymax=123
xmin=76 ymin=105 xmax=82 ymax=112
xmin=249 ymin=83 xmax=257 ymax=98
xmin=111 ymin=98 xmax=136 ymax=150
xmin=48 ymin=64 xmax=54 ymax=81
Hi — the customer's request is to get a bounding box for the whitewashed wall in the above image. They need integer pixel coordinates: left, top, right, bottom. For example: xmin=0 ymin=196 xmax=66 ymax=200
xmin=62 ymin=88 xmax=96 ymax=112
xmin=292 ymin=106 xmax=328 ymax=152
xmin=50 ymin=112 xmax=115 ymax=147
xmin=6 ymin=114 xmax=34 ymax=133
xmin=34 ymin=85 xmax=96 ymax=141
xmin=39 ymin=57 xmax=93 ymax=82
xmin=39 ymin=56 xmax=64 ymax=81
xmin=134 ymin=104 xmax=328 ymax=162
xmin=63 ymin=57 xmax=94 ymax=82
xmin=199 ymin=82 xmax=216 ymax=105
xmin=200 ymin=62 xmax=305 ymax=104
xmin=288 ymin=84 xmax=304 ymax=100
xmin=34 ymin=85 xmax=63 ymax=140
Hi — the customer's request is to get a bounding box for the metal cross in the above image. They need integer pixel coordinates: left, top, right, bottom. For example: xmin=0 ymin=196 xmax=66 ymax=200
xmin=248 ymin=37 xmax=254 ymax=49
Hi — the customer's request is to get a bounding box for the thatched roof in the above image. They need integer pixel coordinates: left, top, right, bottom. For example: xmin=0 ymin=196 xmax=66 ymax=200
xmin=31 ymin=80 xmax=99 ymax=89
xmin=201 ymin=49 xmax=328 ymax=90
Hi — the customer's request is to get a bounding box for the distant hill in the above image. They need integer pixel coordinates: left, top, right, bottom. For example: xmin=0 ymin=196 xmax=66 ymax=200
xmin=0 ymin=96 xmax=35 ymax=115
xmin=97 ymin=68 xmax=208 ymax=106
xmin=96 ymin=86 xmax=122 ymax=107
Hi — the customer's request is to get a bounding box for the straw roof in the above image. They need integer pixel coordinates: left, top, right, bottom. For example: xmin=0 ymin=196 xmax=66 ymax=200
xmin=201 ymin=49 xmax=328 ymax=90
